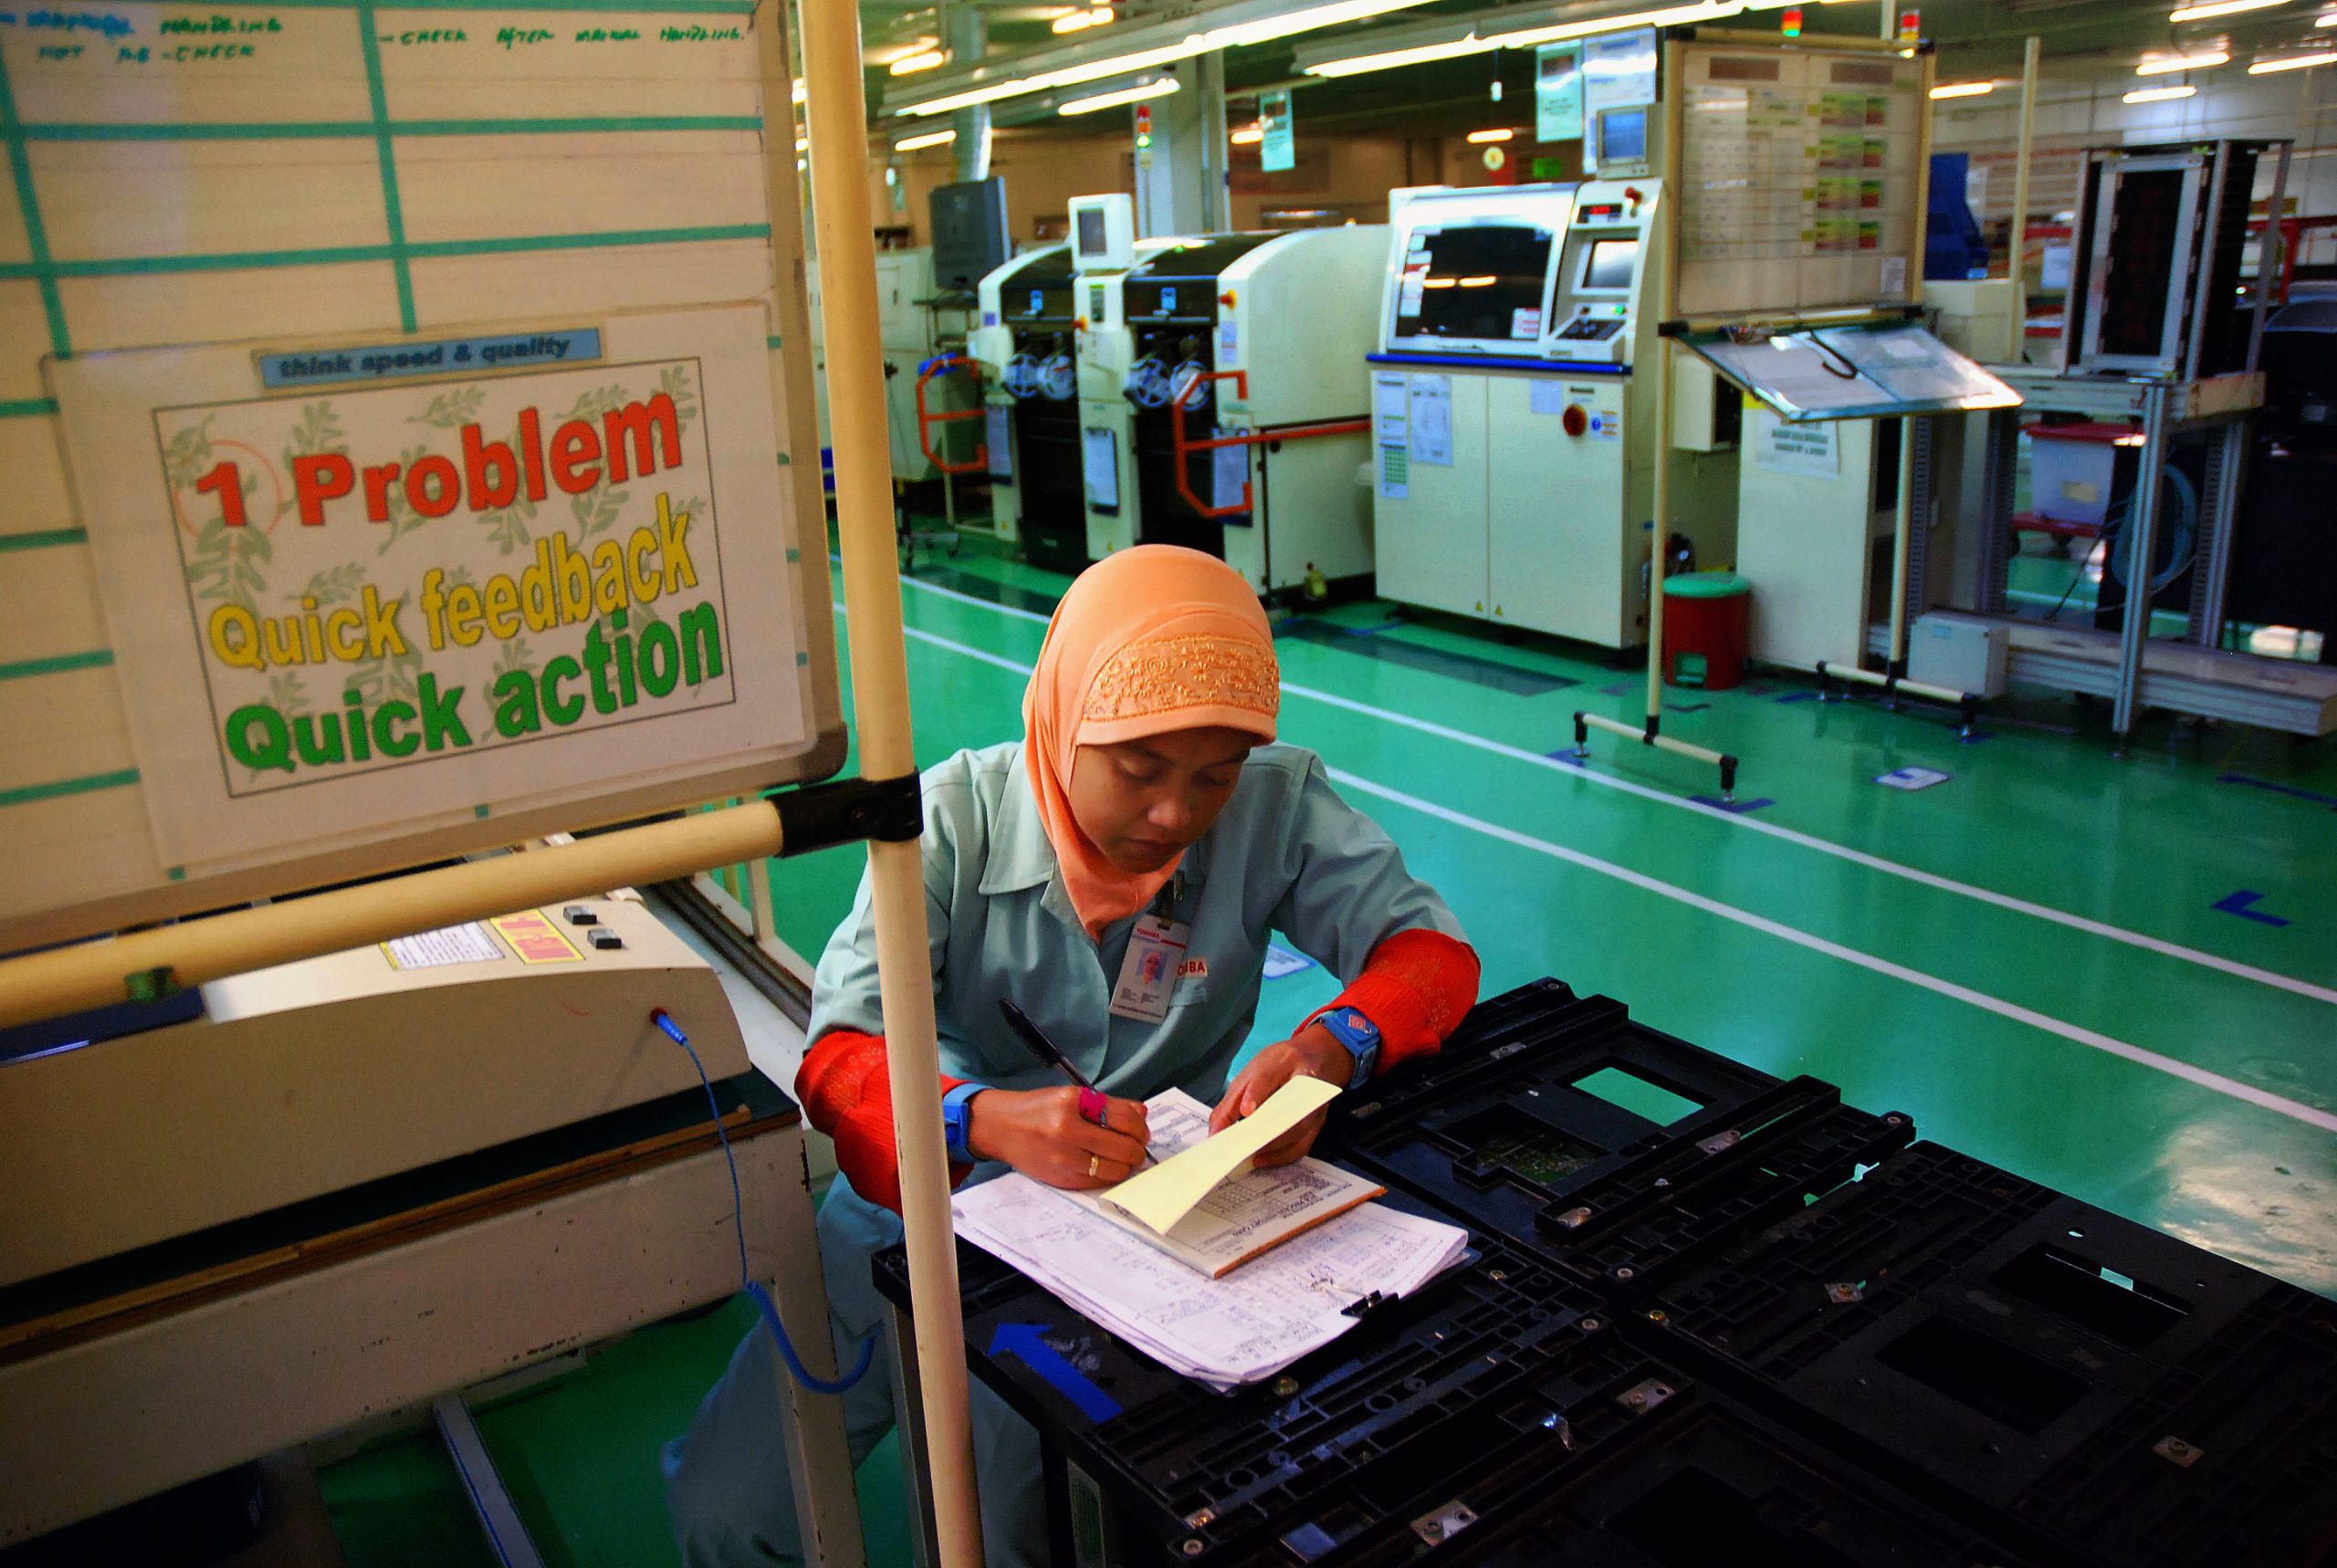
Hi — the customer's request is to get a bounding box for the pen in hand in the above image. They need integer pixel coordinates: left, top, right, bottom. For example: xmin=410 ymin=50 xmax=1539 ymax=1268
xmin=997 ymin=999 xmax=1157 ymax=1167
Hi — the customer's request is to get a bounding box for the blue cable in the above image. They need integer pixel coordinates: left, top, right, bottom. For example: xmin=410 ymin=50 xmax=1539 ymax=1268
xmin=652 ymin=1009 xmax=875 ymax=1396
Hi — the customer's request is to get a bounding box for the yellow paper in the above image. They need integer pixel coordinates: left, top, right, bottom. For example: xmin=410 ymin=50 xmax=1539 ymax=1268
xmin=1101 ymin=1077 xmax=1342 ymax=1236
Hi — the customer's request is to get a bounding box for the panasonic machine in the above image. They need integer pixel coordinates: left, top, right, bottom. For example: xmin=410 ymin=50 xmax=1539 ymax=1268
xmin=1369 ymin=177 xmax=1738 ymax=646
xmin=970 ymin=241 xmax=1085 ymax=570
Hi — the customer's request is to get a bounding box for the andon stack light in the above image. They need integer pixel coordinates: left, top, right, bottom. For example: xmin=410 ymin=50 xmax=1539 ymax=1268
xmin=1780 ymin=6 xmax=1802 ymax=36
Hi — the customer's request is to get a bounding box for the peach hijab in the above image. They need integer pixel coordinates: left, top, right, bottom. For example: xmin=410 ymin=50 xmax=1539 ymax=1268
xmin=1022 ymin=546 xmax=1282 ymax=937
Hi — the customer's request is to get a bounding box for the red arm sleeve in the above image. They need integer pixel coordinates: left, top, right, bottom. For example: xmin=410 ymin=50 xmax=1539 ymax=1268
xmin=795 ymin=1029 xmax=971 ymax=1216
xmin=1304 ymin=927 xmax=1481 ymax=1072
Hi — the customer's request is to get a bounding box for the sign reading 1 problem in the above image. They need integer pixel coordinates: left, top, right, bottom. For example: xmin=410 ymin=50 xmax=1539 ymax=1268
xmin=50 ymin=304 xmax=808 ymax=871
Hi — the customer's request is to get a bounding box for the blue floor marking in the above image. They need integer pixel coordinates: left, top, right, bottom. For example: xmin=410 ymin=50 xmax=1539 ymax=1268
xmin=2212 ymin=891 xmax=2291 ymax=928
xmin=1692 ymin=795 xmax=1776 ymax=813
xmin=1776 ymin=691 xmax=1821 ymax=705
xmin=2218 ymin=773 xmax=2337 ymax=810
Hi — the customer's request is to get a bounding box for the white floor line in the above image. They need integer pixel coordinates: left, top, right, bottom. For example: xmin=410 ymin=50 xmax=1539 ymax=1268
xmin=1323 ymin=768 xmax=2337 ymax=1137
xmin=883 ymin=570 xmax=2337 ymax=1009
xmin=854 ymin=603 xmax=2337 ymax=1134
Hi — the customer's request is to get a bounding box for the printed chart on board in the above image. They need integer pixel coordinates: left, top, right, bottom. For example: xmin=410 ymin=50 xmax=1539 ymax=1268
xmin=1672 ymin=43 xmax=1927 ymax=318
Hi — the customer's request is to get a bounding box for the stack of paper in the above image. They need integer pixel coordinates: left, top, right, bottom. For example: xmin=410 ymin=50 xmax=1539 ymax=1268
xmin=952 ymin=1089 xmax=1472 ymax=1390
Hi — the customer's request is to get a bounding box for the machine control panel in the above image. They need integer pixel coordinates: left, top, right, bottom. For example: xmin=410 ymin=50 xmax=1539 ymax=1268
xmin=1545 ymin=181 xmax=1654 ymax=367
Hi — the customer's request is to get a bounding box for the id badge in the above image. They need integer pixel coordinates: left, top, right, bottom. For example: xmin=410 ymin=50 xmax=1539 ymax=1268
xmin=1109 ymin=913 xmax=1190 ymax=1023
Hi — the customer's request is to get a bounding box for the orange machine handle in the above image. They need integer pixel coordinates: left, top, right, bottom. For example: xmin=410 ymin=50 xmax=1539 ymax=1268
xmin=1170 ymin=368 xmax=1368 ymax=520
xmin=1170 ymin=369 xmax=1252 ymax=519
xmin=916 ymin=354 xmax=989 ymax=476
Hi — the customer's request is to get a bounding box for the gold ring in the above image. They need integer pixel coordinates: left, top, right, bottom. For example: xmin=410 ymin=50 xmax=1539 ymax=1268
xmin=1088 ymin=1154 xmax=1102 ymax=1178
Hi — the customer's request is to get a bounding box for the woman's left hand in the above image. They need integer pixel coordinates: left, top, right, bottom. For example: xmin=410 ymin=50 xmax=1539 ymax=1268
xmin=1209 ymin=1024 xmax=1352 ymax=1167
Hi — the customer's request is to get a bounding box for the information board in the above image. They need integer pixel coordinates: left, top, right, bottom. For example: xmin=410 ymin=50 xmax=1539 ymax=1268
xmin=1672 ymin=38 xmax=1928 ymax=318
xmin=0 ymin=0 xmax=838 ymax=951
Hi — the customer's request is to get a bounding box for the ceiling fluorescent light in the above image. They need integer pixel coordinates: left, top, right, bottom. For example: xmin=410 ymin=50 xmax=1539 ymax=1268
xmin=2250 ymin=48 xmax=2337 ymax=68
xmin=1466 ymin=127 xmax=1515 ymax=142
xmin=1205 ymin=0 xmax=1437 ymax=49
xmin=2138 ymin=49 xmax=2228 ymax=70
xmin=2124 ymin=83 xmax=2198 ymax=100
xmin=896 ymin=128 xmax=959 ymax=150
xmin=1929 ymin=80 xmax=1995 ymax=97
xmin=1485 ymin=0 xmax=1741 ymax=48
xmin=2167 ymin=0 xmax=2281 ymax=19
xmin=889 ymin=49 xmax=948 ymax=75
xmin=1231 ymin=124 xmax=1264 ymax=143
xmin=1058 ymin=77 xmax=1183 ymax=114
xmin=2321 ymin=10 xmax=2337 ymax=22
xmin=895 ymin=0 xmax=1435 ymax=115
xmin=1304 ymin=33 xmax=1492 ymax=77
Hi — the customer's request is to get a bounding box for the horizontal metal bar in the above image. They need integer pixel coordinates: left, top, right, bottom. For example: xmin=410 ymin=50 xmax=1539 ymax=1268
xmin=1181 ymin=418 xmax=1368 ymax=452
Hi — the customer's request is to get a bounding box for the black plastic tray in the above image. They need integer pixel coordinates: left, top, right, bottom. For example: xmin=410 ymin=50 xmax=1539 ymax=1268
xmin=1232 ymin=1383 xmax=2039 ymax=1568
xmin=875 ymin=1217 xmax=1686 ymax=1568
xmin=1638 ymin=1139 xmax=2337 ymax=1567
xmin=1326 ymin=982 xmax=1915 ymax=1294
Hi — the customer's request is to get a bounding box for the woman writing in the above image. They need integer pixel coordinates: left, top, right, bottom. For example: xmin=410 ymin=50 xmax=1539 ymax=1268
xmin=665 ymin=546 xmax=1481 ymax=1567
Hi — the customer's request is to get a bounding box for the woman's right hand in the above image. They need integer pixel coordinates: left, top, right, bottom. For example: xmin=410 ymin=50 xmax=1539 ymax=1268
xmin=965 ymin=1087 xmax=1150 ymax=1189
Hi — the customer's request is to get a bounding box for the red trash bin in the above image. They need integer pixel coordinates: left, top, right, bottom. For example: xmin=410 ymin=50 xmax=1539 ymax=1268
xmin=1662 ymin=571 xmax=1752 ymax=691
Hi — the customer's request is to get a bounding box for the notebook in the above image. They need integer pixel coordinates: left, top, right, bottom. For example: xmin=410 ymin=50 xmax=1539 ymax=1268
xmin=1063 ymin=1082 xmax=1387 ymax=1278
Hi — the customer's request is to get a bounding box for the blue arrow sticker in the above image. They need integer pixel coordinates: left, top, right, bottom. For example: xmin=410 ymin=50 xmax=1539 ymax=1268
xmin=988 ymin=1323 xmax=1121 ymax=1422
xmin=2212 ymin=890 xmax=2291 ymax=928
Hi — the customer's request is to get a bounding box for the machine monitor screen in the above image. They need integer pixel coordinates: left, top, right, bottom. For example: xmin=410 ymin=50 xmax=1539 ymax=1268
xmin=928 ymin=177 xmax=1010 ymax=294
xmin=1578 ymin=238 xmax=1640 ymax=293
xmin=1398 ymin=225 xmax=1554 ymax=343
xmin=1597 ymin=107 xmax=1648 ymax=167
xmin=1075 ymin=207 xmax=1108 ymax=259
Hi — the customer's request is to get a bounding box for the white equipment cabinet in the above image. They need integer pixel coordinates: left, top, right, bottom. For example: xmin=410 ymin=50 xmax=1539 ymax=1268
xmin=1370 ymin=181 xmax=1738 ymax=647
xmin=1736 ymin=415 xmax=1904 ymax=672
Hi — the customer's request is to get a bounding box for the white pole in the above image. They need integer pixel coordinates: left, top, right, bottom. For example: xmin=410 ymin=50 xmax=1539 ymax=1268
xmin=796 ymin=1 xmax=986 ymax=1565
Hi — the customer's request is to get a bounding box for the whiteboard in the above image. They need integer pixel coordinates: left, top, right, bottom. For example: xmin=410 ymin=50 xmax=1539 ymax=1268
xmin=0 ymin=0 xmax=840 ymax=952
xmin=1672 ymin=38 xmax=1929 ymax=319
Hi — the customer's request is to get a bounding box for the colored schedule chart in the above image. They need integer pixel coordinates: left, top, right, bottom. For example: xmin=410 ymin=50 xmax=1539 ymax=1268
xmin=1672 ymin=43 xmax=1926 ymax=318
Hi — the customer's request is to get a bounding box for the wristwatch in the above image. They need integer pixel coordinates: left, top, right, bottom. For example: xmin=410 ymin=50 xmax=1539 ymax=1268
xmin=941 ymin=1082 xmax=989 ymax=1163
xmin=1315 ymin=1008 xmax=1381 ymax=1089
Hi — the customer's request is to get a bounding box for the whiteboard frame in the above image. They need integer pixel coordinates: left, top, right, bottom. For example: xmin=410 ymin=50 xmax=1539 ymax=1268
xmin=0 ymin=10 xmax=842 ymax=955
xmin=1664 ymin=29 xmax=1936 ymax=329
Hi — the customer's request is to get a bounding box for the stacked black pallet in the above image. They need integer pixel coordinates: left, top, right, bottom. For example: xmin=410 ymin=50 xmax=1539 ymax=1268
xmin=1337 ymin=981 xmax=2337 ymax=1568
xmin=1329 ymin=978 xmax=1917 ymax=1298
xmin=874 ymin=1223 xmax=1694 ymax=1567
xmin=1638 ymin=1141 xmax=2337 ymax=1568
xmin=875 ymin=980 xmax=2335 ymax=1568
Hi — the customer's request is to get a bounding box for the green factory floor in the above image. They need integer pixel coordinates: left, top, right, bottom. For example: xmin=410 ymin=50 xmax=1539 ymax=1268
xmin=319 ymin=525 xmax=2337 ymax=1568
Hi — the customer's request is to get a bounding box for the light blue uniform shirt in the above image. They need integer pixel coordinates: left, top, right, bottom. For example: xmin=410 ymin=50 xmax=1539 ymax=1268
xmin=803 ymin=739 xmax=1465 ymax=1105
xmin=665 ymin=741 xmax=1467 ymax=1568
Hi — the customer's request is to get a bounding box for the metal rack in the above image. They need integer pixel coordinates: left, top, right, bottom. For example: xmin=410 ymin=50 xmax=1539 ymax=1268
xmin=1944 ymin=369 xmax=2337 ymax=750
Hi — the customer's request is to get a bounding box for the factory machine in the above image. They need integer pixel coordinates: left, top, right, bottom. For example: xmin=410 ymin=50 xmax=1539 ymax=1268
xmin=806 ymin=181 xmax=1007 ymax=493
xmin=970 ymin=194 xmax=1166 ymax=574
xmin=0 ymin=894 xmax=834 ymax=1551
xmin=1369 ymin=177 xmax=1738 ymax=647
xmin=1068 ymin=194 xmax=1177 ymax=573
xmin=970 ymin=241 xmax=1082 ymax=570
xmin=1104 ymin=222 xmax=1388 ymax=597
